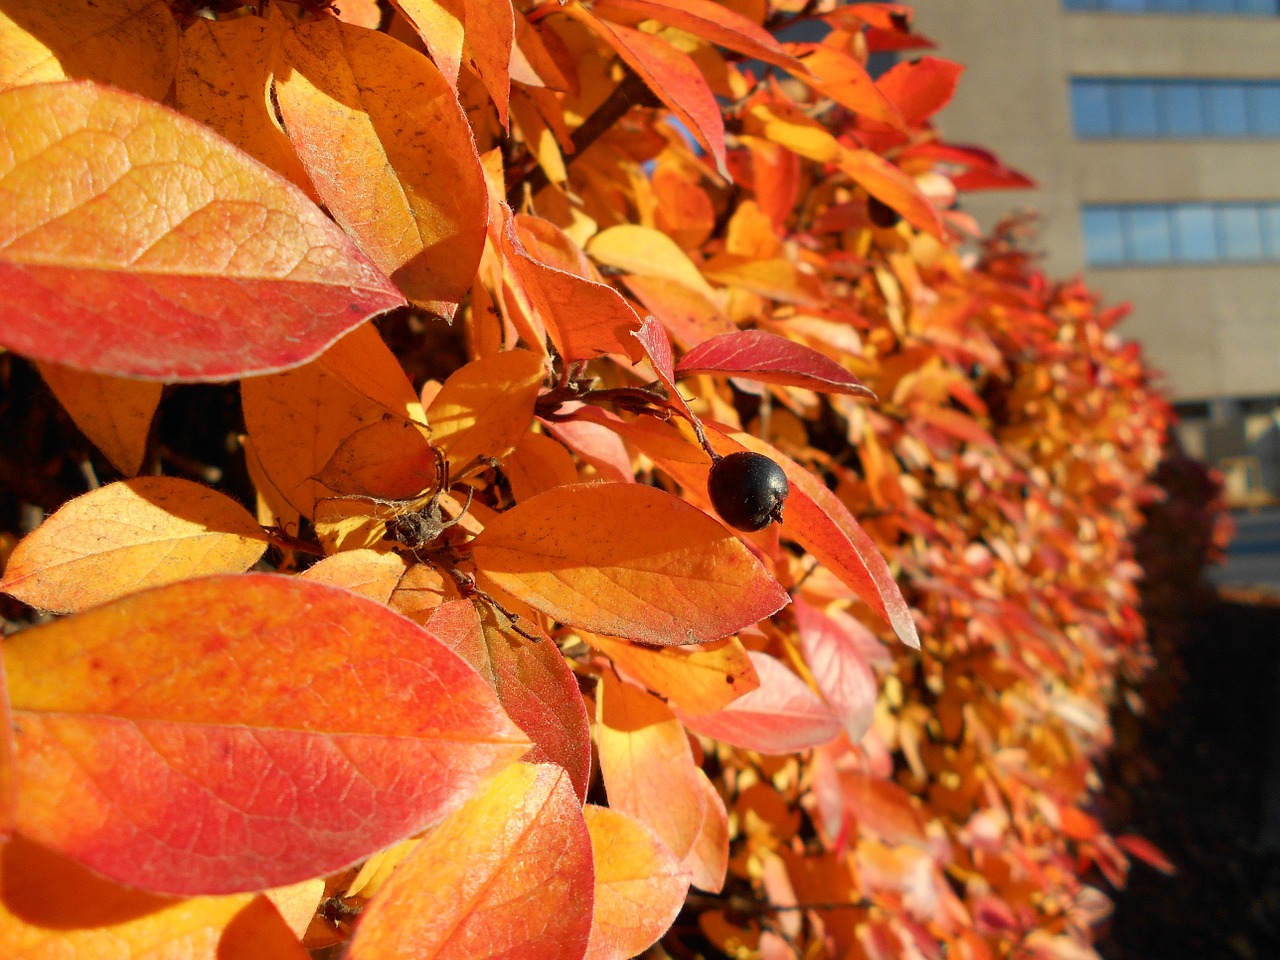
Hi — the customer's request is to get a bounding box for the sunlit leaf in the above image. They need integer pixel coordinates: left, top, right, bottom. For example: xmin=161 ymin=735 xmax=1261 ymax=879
xmin=0 ymin=80 xmax=404 ymax=380
xmin=347 ymin=763 xmax=593 ymax=960
xmin=677 ymin=651 xmax=841 ymax=754
xmin=583 ymin=805 xmax=690 ymax=960
xmin=4 ymin=574 xmax=530 ymax=894
xmin=276 ymin=15 xmax=487 ymax=314
xmin=470 ymin=483 xmax=790 ymax=645
xmin=0 ymin=478 xmax=268 ymax=613
xmin=0 ymin=836 xmax=308 ymax=960
xmin=676 ymin=329 xmax=876 ymax=397
xmin=794 ymin=601 xmax=878 ymax=742
xmin=427 ymin=348 xmax=546 ymax=470
xmin=583 ymin=633 xmax=759 ymax=715
xmin=0 ymin=0 xmax=177 ymax=99
xmin=597 ymin=673 xmax=707 ymax=860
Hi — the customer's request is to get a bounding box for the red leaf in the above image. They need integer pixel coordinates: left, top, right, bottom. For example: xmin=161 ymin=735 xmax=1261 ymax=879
xmin=1115 ymin=834 xmax=1176 ymax=875
xmin=4 ymin=574 xmax=529 ymax=894
xmin=593 ymin=0 xmax=801 ymax=73
xmin=794 ymin=601 xmax=877 ymax=742
xmin=874 ymin=57 xmax=964 ymax=128
xmin=677 ymin=652 xmax=841 ymax=754
xmin=0 ymin=81 xmax=403 ymax=381
xmin=631 ymin=315 xmax=694 ymax=420
xmin=675 ymin=330 xmax=876 ymax=398
xmin=567 ymin=6 xmax=728 ymax=178
xmin=902 ymin=141 xmax=1036 ymax=192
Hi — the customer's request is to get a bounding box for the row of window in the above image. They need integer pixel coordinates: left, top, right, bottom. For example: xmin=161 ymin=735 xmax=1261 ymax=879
xmin=1083 ymin=202 xmax=1280 ymax=265
xmin=1066 ymin=0 xmax=1277 ymax=13
xmin=1072 ymin=78 xmax=1280 ymax=137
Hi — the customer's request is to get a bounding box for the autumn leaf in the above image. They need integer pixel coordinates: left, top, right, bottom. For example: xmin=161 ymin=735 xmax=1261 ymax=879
xmin=675 ymin=329 xmax=877 ymax=398
xmin=597 ymin=673 xmax=707 ymax=860
xmin=4 ymin=574 xmax=530 ymax=894
xmin=0 ymin=835 xmax=309 ymax=960
xmin=583 ymin=805 xmax=690 ymax=960
xmin=565 ymin=5 xmax=729 ymax=179
xmin=469 ymin=483 xmax=790 ymax=645
xmin=593 ymin=0 xmax=801 ymax=72
xmin=36 ymin=362 xmax=162 ymax=476
xmin=583 ymin=633 xmax=759 ymax=715
xmin=0 ymin=0 xmax=177 ymax=99
xmin=794 ymin=601 xmax=878 ymax=743
xmin=431 ymin=602 xmax=593 ymax=802
xmin=0 ymin=80 xmax=405 ymax=380
xmin=677 ymin=651 xmax=841 ymax=754
xmin=0 ymin=477 xmax=268 ymax=613
xmin=346 ymin=763 xmax=593 ymax=960
xmin=685 ymin=769 xmax=729 ymax=893
xmin=275 ymin=15 xmax=487 ymax=314
xmin=175 ymin=15 xmax=317 ymax=201
xmin=427 ymin=348 xmax=546 ymax=470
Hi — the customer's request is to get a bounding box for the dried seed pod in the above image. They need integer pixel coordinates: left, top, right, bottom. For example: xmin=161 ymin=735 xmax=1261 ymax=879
xmin=707 ymin=451 xmax=789 ymax=532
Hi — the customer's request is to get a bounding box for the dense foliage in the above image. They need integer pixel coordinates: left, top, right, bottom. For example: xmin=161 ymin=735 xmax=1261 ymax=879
xmin=0 ymin=0 xmax=1223 ymax=957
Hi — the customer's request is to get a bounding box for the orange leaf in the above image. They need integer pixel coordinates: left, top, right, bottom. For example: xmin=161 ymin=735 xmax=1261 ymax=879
xmin=700 ymin=253 xmax=826 ymax=306
xmin=275 ymin=15 xmax=487 ymax=314
xmin=0 ymin=80 xmax=404 ymax=380
xmin=469 ymin=483 xmax=789 ymax=645
xmin=874 ymin=56 xmax=964 ymax=128
xmin=677 ymin=651 xmax=841 ymax=754
xmin=593 ymin=0 xmax=801 ymax=72
xmin=566 ymin=5 xmax=728 ymax=178
xmin=37 ymin=362 xmax=161 ymax=475
xmin=436 ymin=602 xmax=593 ymax=802
xmin=583 ymin=805 xmax=690 ymax=960
xmin=583 ymin=633 xmax=759 ymax=715
xmin=793 ymin=45 xmax=905 ymax=130
xmin=505 ymin=432 xmax=580 ymax=502
xmin=838 ymin=148 xmax=945 ymax=238
xmin=597 ymin=673 xmax=707 ymax=860
xmin=4 ymin=574 xmax=530 ymax=894
xmin=317 ymin=419 xmax=437 ymax=500
xmin=299 ymin=549 xmax=411 ymax=604
xmin=0 ymin=0 xmax=177 ymax=100
xmin=1114 ymin=834 xmax=1176 ymax=875
xmin=242 ymin=325 xmax=422 ymax=519
xmin=503 ymin=221 xmax=645 ymax=362
xmin=722 ymin=430 xmax=920 ymax=649
xmin=0 ymin=835 xmax=308 ymax=960
xmin=175 ymin=15 xmax=316 ymax=201
xmin=587 ymin=224 xmax=720 ymax=301
xmin=347 ymin=763 xmax=593 ymax=960
xmin=426 ymin=348 xmax=546 ymax=470
xmin=840 ymin=773 xmax=929 ymax=848
xmin=390 ymin=0 xmax=465 ymax=89
xmin=0 ymin=477 xmax=268 ymax=614
xmin=685 ymin=769 xmax=729 ymax=893
xmin=463 ymin=0 xmax=515 ymax=127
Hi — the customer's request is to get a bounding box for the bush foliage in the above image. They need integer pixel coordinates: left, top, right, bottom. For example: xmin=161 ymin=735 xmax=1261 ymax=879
xmin=0 ymin=1 xmax=1219 ymax=958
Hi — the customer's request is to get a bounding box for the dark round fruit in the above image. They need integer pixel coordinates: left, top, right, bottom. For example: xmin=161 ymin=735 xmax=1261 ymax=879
xmin=867 ymin=195 xmax=902 ymax=228
xmin=707 ymin=452 xmax=789 ymax=532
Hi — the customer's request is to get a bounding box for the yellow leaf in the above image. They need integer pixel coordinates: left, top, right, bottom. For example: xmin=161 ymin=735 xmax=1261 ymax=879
xmin=0 ymin=477 xmax=267 ymax=613
xmin=426 ymin=349 xmax=546 ymax=470
xmin=587 ymin=224 xmax=719 ymax=300
xmin=0 ymin=0 xmax=177 ymax=99
xmin=37 ymin=362 xmax=161 ymax=476
xmin=175 ymin=15 xmax=316 ymax=201
xmin=583 ymin=633 xmax=760 ymax=714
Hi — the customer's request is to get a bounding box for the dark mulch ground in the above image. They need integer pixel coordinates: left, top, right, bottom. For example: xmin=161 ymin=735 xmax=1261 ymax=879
xmin=1102 ymin=594 xmax=1280 ymax=960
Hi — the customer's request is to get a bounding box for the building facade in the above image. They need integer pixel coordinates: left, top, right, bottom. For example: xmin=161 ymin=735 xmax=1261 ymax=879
xmin=909 ymin=0 xmax=1280 ymax=491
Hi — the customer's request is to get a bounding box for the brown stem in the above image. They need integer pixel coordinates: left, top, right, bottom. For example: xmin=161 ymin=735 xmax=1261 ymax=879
xmin=506 ymin=68 xmax=658 ymax=208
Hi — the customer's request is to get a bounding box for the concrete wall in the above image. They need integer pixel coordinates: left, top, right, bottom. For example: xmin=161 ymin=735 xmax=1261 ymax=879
xmin=909 ymin=0 xmax=1280 ymax=401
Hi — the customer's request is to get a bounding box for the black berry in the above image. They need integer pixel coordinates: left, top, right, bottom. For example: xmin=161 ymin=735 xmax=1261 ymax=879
xmin=867 ymin=195 xmax=902 ymax=228
xmin=707 ymin=452 xmax=789 ymax=532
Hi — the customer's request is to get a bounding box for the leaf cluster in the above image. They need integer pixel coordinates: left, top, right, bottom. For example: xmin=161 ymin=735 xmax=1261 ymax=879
xmin=0 ymin=1 xmax=1214 ymax=959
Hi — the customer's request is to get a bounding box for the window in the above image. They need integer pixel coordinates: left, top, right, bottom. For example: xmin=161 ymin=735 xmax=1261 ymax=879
xmin=1065 ymin=0 xmax=1277 ymax=13
xmin=1082 ymin=202 xmax=1280 ymax=266
xmin=1071 ymin=78 xmax=1280 ymax=137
